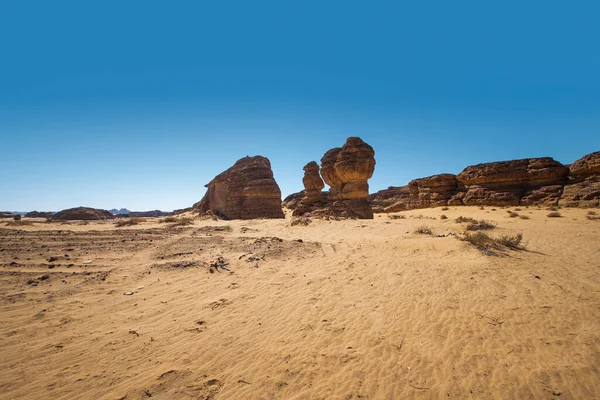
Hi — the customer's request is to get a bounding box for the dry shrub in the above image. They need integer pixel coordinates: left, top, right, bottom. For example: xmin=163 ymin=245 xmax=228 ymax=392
xmin=496 ymin=233 xmax=524 ymax=249
xmin=440 ymin=214 xmax=448 ymax=220
xmin=115 ymin=217 xmax=144 ymax=227
xmin=587 ymin=211 xmax=597 ymax=215
xmin=441 ymin=207 xmax=449 ymax=211
xmin=160 ymin=216 xmax=178 ymax=223
xmin=507 ymin=211 xmax=519 ymax=218
xmin=414 ymin=225 xmax=432 ymax=235
xmin=514 ymin=208 xmax=522 ymax=211
xmin=456 ymin=216 xmax=476 ymax=223
xmin=168 ymin=217 xmax=194 ymax=227
xmin=519 ymin=215 xmax=530 ymax=220
xmin=462 ymin=232 xmax=525 ymax=252
xmin=388 ymin=214 xmax=406 ymax=220
xmin=547 ymin=211 xmax=562 ymax=218
xmin=466 ymin=220 xmax=496 ymax=231
xmin=586 ymin=214 xmax=600 ymax=221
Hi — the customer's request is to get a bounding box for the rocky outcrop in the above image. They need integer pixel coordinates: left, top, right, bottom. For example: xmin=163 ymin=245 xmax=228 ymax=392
xmin=282 ymin=191 xmax=305 ymax=210
xmin=193 ymin=156 xmax=285 ymax=220
xmin=408 ymin=174 xmax=459 ymax=208
xmin=454 ymin=158 xmax=569 ymax=206
xmin=368 ymin=186 xmax=410 ymax=213
xmin=52 ymin=207 xmax=115 ymax=220
xmin=559 ymin=151 xmax=600 ymax=208
xmin=318 ymin=137 xmax=376 ymax=219
xmin=0 ymin=212 xmax=16 ymax=219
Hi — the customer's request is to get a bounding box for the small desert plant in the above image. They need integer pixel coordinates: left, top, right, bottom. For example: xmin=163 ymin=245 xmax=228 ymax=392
xmin=507 ymin=211 xmax=519 ymax=218
xmin=291 ymin=217 xmax=312 ymax=226
xmin=463 ymin=232 xmax=493 ymax=250
xmin=466 ymin=220 xmax=496 ymax=231
xmin=587 ymin=211 xmax=597 ymax=215
xmin=160 ymin=216 xmax=178 ymax=223
xmin=456 ymin=216 xmax=477 ymax=223
xmin=514 ymin=208 xmax=521 ymax=211
xmin=115 ymin=217 xmax=144 ymax=227
xmin=491 ymin=208 xmax=497 ymax=211
xmin=519 ymin=215 xmax=530 ymax=220
xmin=441 ymin=207 xmax=449 ymax=211
xmin=414 ymin=225 xmax=433 ymax=235
xmin=388 ymin=214 xmax=406 ymax=220
xmin=547 ymin=211 xmax=562 ymax=218
xmin=13 ymin=215 xmax=22 ymax=221
xmin=496 ymin=233 xmax=524 ymax=249
xmin=440 ymin=214 xmax=448 ymax=220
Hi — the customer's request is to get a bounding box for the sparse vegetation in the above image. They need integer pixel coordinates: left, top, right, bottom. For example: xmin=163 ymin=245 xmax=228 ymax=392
xmin=466 ymin=220 xmax=496 ymax=231
xmin=388 ymin=214 xmax=405 ymax=220
xmin=291 ymin=217 xmax=312 ymax=226
xmin=514 ymin=208 xmax=521 ymax=211
xmin=168 ymin=217 xmax=194 ymax=227
xmin=160 ymin=216 xmax=178 ymax=223
xmin=4 ymin=220 xmax=34 ymax=227
xmin=115 ymin=217 xmax=144 ymax=227
xmin=587 ymin=211 xmax=597 ymax=215
xmin=462 ymin=232 xmax=525 ymax=253
xmin=455 ymin=216 xmax=476 ymax=223
xmin=496 ymin=233 xmax=524 ymax=249
xmin=547 ymin=211 xmax=562 ymax=218
xmin=507 ymin=211 xmax=519 ymax=218
xmin=519 ymin=215 xmax=530 ymax=220
xmin=440 ymin=214 xmax=448 ymax=220
xmin=441 ymin=207 xmax=449 ymax=211
xmin=414 ymin=225 xmax=433 ymax=235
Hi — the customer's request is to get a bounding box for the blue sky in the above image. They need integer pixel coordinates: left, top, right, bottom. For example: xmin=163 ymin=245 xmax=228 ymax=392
xmin=1 ymin=1 xmax=598 ymax=211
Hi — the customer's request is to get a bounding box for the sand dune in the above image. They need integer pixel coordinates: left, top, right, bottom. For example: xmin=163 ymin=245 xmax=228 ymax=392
xmin=0 ymin=207 xmax=599 ymax=399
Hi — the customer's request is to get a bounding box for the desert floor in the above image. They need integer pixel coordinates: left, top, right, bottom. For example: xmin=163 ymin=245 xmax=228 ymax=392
xmin=0 ymin=206 xmax=599 ymax=399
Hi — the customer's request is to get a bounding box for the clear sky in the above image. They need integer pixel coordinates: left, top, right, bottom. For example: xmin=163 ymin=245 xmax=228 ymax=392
xmin=1 ymin=1 xmax=598 ymax=211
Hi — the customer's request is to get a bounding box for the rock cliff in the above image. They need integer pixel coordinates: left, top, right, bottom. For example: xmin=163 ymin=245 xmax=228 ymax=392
xmin=559 ymin=151 xmax=600 ymax=208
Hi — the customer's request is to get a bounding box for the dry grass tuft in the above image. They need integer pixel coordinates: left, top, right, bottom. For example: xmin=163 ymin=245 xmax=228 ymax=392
xmin=547 ymin=211 xmax=562 ymax=218
xmin=507 ymin=211 xmax=519 ymax=218
xmin=388 ymin=214 xmax=406 ymax=220
xmin=456 ymin=216 xmax=477 ymax=223
xmin=440 ymin=214 xmax=448 ymax=220
xmin=414 ymin=225 xmax=433 ymax=235
xmin=466 ymin=220 xmax=496 ymax=231
xmin=519 ymin=215 xmax=530 ymax=220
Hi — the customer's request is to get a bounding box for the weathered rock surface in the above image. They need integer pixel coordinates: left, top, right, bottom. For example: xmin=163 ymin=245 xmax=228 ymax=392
xmin=368 ymin=186 xmax=410 ymax=213
xmin=457 ymin=158 xmax=569 ymax=206
xmin=559 ymin=151 xmax=600 ymax=208
xmin=282 ymin=191 xmax=305 ymax=210
xmin=408 ymin=174 xmax=459 ymax=208
xmin=194 ymin=156 xmax=285 ymax=219
xmin=52 ymin=207 xmax=115 ymax=220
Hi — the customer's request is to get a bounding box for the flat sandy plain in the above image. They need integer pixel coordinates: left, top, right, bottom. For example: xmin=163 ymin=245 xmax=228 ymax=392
xmin=0 ymin=206 xmax=598 ymax=399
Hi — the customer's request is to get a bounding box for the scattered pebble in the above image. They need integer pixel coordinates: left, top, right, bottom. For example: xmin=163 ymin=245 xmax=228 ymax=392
xmin=123 ymin=291 xmax=134 ymax=296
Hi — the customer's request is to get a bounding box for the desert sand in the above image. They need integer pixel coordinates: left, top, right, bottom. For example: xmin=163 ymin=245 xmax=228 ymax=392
xmin=0 ymin=207 xmax=599 ymax=399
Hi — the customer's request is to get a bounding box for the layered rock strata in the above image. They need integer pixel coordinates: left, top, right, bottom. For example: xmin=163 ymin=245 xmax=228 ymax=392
xmin=559 ymin=151 xmax=600 ymax=208
xmin=194 ymin=156 xmax=285 ymax=219
xmin=52 ymin=207 xmax=115 ymax=220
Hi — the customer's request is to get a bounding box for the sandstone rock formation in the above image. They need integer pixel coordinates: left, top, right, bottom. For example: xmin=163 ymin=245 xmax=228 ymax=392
xmin=282 ymin=191 xmax=305 ymax=210
xmin=368 ymin=186 xmax=410 ymax=213
xmin=194 ymin=156 xmax=285 ymax=219
xmin=318 ymin=137 xmax=376 ymax=219
xmin=457 ymin=158 xmax=569 ymax=206
xmin=52 ymin=207 xmax=115 ymax=220
xmin=559 ymin=151 xmax=600 ymax=208
xmin=379 ymin=152 xmax=599 ymax=212
xmin=291 ymin=162 xmax=327 ymax=216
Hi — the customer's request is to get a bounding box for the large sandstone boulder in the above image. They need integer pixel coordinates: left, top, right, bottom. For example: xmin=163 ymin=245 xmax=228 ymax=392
xmin=52 ymin=207 xmax=115 ymax=220
xmin=301 ymin=161 xmax=325 ymax=204
xmin=319 ymin=137 xmax=376 ymax=219
xmin=457 ymin=158 xmax=568 ymax=206
xmin=194 ymin=156 xmax=285 ymax=219
xmin=282 ymin=191 xmax=305 ymax=210
xmin=559 ymin=151 xmax=600 ymax=208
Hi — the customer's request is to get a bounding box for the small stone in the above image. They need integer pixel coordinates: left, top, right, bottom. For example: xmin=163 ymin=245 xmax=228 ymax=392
xmin=123 ymin=291 xmax=134 ymax=296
